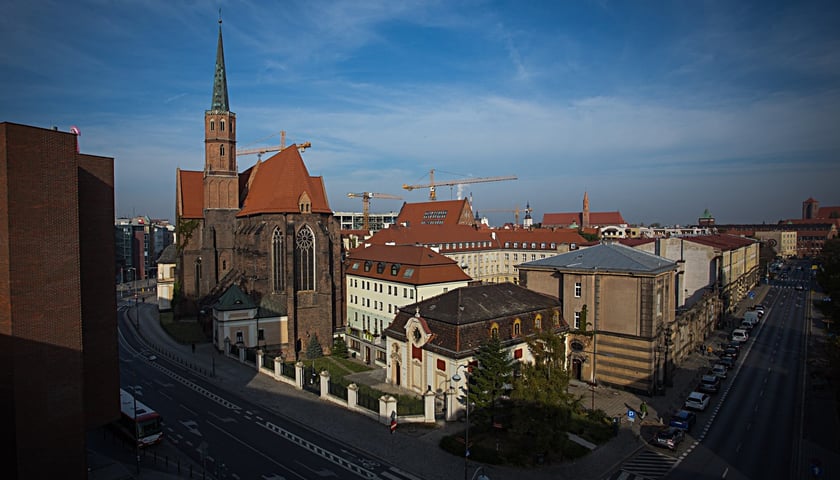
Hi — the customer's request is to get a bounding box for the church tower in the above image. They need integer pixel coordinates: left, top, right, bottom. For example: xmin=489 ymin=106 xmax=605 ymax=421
xmin=200 ymin=17 xmax=238 ymax=296
xmin=582 ymin=192 xmax=590 ymax=228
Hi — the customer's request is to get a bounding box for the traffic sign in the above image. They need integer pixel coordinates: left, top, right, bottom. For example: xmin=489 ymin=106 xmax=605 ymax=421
xmin=627 ymin=409 xmax=636 ymax=422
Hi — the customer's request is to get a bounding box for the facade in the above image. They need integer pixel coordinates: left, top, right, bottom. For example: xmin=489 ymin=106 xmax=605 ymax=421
xmin=518 ymin=243 xmax=678 ymax=395
xmin=211 ymin=285 xmax=285 ymax=352
xmin=1 ymin=122 xmax=118 ymax=478
xmin=175 ymin=21 xmax=343 ymax=359
xmin=156 ymin=244 xmax=178 ymax=311
xmin=335 ymin=210 xmax=399 ymax=232
xmin=383 ymin=283 xmax=565 ymax=403
xmin=345 ymin=244 xmax=472 ymax=366
xmin=752 ymin=230 xmax=797 ymax=258
xmin=115 ymin=216 xmax=173 ymax=282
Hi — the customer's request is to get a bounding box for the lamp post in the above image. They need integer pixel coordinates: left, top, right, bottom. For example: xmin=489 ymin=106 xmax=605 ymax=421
xmin=452 ymin=365 xmax=470 ymax=480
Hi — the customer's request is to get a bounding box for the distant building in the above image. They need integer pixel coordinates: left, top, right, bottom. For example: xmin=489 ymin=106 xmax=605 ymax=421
xmin=344 ymin=244 xmax=472 ymax=366
xmin=752 ymin=230 xmax=797 ymax=259
xmin=542 ymin=192 xmax=628 ymax=238
xmin=156 ymin=244 xmax=178 ymax=311
xmin=0 ymin=122 xmax=118 ymax=478
xmin=335 ymin=210 xmax=399 ymax=232
xmin=698 ymin=208 xmax=715 ymax=227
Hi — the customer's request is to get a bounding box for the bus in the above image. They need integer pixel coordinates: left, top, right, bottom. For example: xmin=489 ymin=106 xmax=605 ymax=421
xmin=118 ymin=388 xmax=163 ymax=447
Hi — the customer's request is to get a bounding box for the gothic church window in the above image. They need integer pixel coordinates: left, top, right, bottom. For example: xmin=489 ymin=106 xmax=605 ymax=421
xmin=210 ymin=120 xmax=215 ymax=131
xmin=220 ymin=119 xmax=225 ymax=131
xmin=272 ymin=227 xmax=284 ymax=292
xmin=295 ymin=226 xmax=315 ymax=291
xmin=220 ymin=144 xmax=225 ymax=156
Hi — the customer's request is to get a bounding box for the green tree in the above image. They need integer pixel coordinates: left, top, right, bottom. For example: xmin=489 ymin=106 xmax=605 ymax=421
xmin=467 ymin=335 xmax=515 ymax=427
xmin=332 ymin=336 xmax=349 ymax=359
xmin=306 ymin=334 xmax=323 ymax=359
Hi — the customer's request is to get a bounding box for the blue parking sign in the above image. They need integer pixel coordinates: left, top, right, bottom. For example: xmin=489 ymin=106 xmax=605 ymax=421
xmin=627 ymin=409 xmax=636 ymax=422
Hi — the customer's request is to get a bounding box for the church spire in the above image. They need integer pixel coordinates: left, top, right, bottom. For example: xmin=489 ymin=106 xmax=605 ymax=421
xmin=210 ymin=13 xmax=229 ymax=112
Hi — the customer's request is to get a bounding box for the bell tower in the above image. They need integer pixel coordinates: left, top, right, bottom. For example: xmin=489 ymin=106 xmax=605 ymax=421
xmin=204 ymin=16 xmax=238 ymax=210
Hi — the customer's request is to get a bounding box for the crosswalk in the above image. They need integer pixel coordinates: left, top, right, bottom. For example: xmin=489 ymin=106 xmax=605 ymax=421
xmin=608 ymin=448 xmax=679 ymax=479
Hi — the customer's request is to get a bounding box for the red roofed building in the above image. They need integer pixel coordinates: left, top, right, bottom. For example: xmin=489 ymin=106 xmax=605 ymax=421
xmin=542 ymin=192 xmax=628 ymax=238
xmin=175 ymin=21 xmax=342 ymax=359
xmin=344 ymin=244 xmax=472 ymax=366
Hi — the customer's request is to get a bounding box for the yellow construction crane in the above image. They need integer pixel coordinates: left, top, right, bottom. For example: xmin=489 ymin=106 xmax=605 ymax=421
xmin=402 ymin=169 xmax=517 ymax=201
xmin=236 ymin=131 xmax=311 ymax=161
xmin=347 ymin=192 xmax=403 ymax=231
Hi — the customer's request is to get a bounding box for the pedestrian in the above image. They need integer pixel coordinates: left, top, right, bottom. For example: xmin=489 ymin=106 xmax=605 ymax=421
xmin=707 ymin=345 xmax=713 ymax=356
xmin=639 ymin=401 xmax=648 ymax=420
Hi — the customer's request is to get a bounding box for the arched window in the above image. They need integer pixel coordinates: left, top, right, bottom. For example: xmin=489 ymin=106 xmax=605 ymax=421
xmin=194 ymin=257 xmax=202 ymax=295
xmin=490 ymin=322 xmax=499 ymax=339
xmin=513 ymin=319 xmax=522 ymax=336
xmin=535 ymin=314 xmax=542 ymax=330
xmin=210 ymin=120 xmax=215 ymax=131
xmin=220 ymin=144 xmax=225 ymax=156
xmin=220 ymin=119 xmax=225 ymax=131
xmin=272 ymin=227 xmax=284 ymax=292
xmin=295 ymin=226 xmax=315 ymax=291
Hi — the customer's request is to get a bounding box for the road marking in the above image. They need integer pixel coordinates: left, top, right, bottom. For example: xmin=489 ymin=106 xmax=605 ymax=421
xmin=722 ymin=467 xmax=729 ymax=478
xmin=208 ymin=420 xmax=307 ymax=480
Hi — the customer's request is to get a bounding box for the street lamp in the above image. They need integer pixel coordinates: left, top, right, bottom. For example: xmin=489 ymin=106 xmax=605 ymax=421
xmin=452 ymin=365 xmax=470 ymax=480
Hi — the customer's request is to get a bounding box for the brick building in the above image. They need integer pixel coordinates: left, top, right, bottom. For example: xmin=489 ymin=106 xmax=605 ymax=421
xmin=0 ymin=122 xmax=118 ymax=478
xmin=176 ymin=21 xmax=342 ymax=359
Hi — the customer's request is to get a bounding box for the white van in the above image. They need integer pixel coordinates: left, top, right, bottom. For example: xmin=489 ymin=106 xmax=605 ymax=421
xmin=732 ymin=329 xmax=749 ymax=342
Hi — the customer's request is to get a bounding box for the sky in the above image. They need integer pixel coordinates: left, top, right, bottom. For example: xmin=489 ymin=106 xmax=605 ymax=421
xmin=2 ymin=0 xmax=839 ymax=227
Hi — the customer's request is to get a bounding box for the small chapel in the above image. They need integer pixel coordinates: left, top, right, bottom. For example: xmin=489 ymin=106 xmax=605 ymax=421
xmin=175 ymin=19 xmax=343 ymax=360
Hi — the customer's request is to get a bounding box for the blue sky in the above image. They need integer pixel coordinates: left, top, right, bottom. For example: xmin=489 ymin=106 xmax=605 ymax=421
xmin=2 ymin=1 xmax=839 ymax=226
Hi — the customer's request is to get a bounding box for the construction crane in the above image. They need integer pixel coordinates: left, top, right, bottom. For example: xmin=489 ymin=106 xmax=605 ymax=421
xmin=478 ymin=204 xmax=533 ymax=226
xmin=236 ymin=131 xmax=312 ymax=161
xmin=347 ymin=192 xmax=403 ymax=231
xmin=402 ymin=169 xmax=517 ymax=201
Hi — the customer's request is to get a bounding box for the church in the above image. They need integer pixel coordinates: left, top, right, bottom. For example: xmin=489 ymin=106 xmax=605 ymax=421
xmin=175 ymin=19 xmax=343 ymax=360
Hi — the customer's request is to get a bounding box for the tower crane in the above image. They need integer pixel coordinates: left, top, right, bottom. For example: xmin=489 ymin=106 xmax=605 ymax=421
xmin=236 ymin=131 xmax=312 ymax=161
xmin=402 ymin=169 xmax=517 ymax=201
xmin=347 ymin=192 xmax=403 ymax=231
xmin=478 ymin=204 xmax=533 ymax=226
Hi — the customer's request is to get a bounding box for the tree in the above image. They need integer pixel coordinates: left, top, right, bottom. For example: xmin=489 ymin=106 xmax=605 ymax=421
xmin=306 ymin=334 xmax=323 ymax=359
xmin=467 ymin=335 xmax=515 ymax=427
xmin=332 ymin=336 xmax=349 ymax=359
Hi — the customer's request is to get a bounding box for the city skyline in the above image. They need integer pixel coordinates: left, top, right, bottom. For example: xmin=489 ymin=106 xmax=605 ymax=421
xmin=2 ymin=1 xmax=839 ymax=226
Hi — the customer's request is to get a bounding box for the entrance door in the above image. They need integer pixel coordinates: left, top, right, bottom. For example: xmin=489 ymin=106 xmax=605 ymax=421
xmin=364 ymin=346 xmax=371 ymax=364
xmin=572 ymin=359 xmax=582 ymax=381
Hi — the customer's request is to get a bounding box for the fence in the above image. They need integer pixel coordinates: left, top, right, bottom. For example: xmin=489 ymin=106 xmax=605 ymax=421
xmin=302 ymin=366 xmax=321 ymax=394
xmin=280 ymin=361 xmax=295 ymax=379
xmin=356 ymin=389 xmax=379 ymax=413
xmin=329 ymin=381 xmax=348 ymax=401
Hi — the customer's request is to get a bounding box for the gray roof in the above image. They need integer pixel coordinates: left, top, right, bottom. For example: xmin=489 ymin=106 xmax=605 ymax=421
xmin=156 ymin=244 xmax=178 ymax=264
xmin=521 ymin=242 xmax=676 ymax=274
xmin=214 ymin=285 xmax=256 ymax=311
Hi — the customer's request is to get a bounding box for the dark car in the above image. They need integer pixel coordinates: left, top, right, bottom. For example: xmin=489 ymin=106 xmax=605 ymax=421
xmin=724 ymin=347 xmax=739 ymax=359
xmin=669 ymin=409 xmax=697 ymax=432
xmin=698 ymin=374 xmax=721 ymax=394
xmin=654 ymin=426 xmax=685 ymax=450
xmin=719 ymin=356 xmax=735 ymax=369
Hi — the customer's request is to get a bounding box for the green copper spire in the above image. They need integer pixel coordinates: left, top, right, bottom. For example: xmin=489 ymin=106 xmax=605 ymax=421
xmin=210 ymin=14 xmax=229 ymax=112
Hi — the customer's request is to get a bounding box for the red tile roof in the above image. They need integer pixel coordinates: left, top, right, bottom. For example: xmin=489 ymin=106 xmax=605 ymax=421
xmin=345 ymin=244 xmax=471 ymax=285
xmin=177 ymin=169 xmax=204 ymax=219
xmin=542 ymin=211 xmax=627 ymax=226
xmin=395 ymin=199 xmax=474 ymax=227
xmin=238 ymin=145 xmax=331 ymax=217
xmin=683 ymin=234 xmax=756 ymax=250
xmin=817 ymin=206 xmax=840 ymax=219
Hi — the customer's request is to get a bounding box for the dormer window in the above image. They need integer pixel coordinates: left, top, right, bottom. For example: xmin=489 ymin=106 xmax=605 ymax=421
xmin=391 ymin=263 xmax=401 ymax=275
xmin=364 ymin=261 xmax=372 ymax=272
xmin=376 ymin=262 xmax=385 ymax=274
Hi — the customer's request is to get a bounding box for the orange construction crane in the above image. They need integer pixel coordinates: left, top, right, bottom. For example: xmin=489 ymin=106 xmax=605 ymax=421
xmin=402 ymin=169 xmax=517 ymax=201
xmin=236 ymin=131 xmax=311 ymax=160
xmin=347 ymin=192 xmax=403 ymax=231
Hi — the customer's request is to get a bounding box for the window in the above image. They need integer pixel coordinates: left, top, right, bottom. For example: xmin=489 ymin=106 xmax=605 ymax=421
xmin=513 ymin=319 xmax=521 ymax=336
xmin=391 ymin=263 xmax=401 ymax=275
xmin=295 ymin=226 xmax=315 ymax=291
xmin=210 ymin=120 xmax=215 ymax=131
xmin=364 ymin=261 xmax=372 ymax=272
xmin=574 ymin=311 xmax=581 ymax=329
xmin=272 ymin=228 xmax=284 ymax=292
xmin=574 ymin=282 xmax=582 ymax=298
xmin=403 ymin=267 xmax=414 ymax=278
xmin=258 ymin=329 xmax=265 ymax=341
xmin=235 ymin=331 xmax=243 ymax=343
xmin=376 ymin=262 xmax=385 ymax=274
xmin=220 ymin=119 xmax=225 ymax=131
xmin=490 ymin=323 xmax=499 ymax=338
xmin=535 ymin=315 xmax=542 ymax=330
xmin=220 ymin=144 xmax=225 ymax=156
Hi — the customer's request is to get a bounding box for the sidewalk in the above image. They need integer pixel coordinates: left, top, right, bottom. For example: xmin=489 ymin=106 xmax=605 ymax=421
xmin=113 ymin=285 xmax=783 ymax=480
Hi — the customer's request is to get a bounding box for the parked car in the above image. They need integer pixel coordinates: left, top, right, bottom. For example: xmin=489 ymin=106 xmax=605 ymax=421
xmin=726 ymin=341 xmax=742 ymax=352
xmin=711 ymin=364 xmax=728 ymax=379
xmin=669 ymin=409 xmax=697 ymax=432
xmin=732 ymin=329 xmax=749 ymax=342
xmin=654 ymin=426 xmax=685 ymax=450
xmin=740 ymin=320 xmax=754 ymax=331
xmin=719 ymin=356 xmax=735 ymax=369
xmin=796 ymin=284 xmax=804 ymax=291
xmin=684 ymin=391 xmax=711 ymax=411
xmin=698 ymin=374 xmax=721 ymax=394
xmin=724 ymin=347 xmax=739 ymax=359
